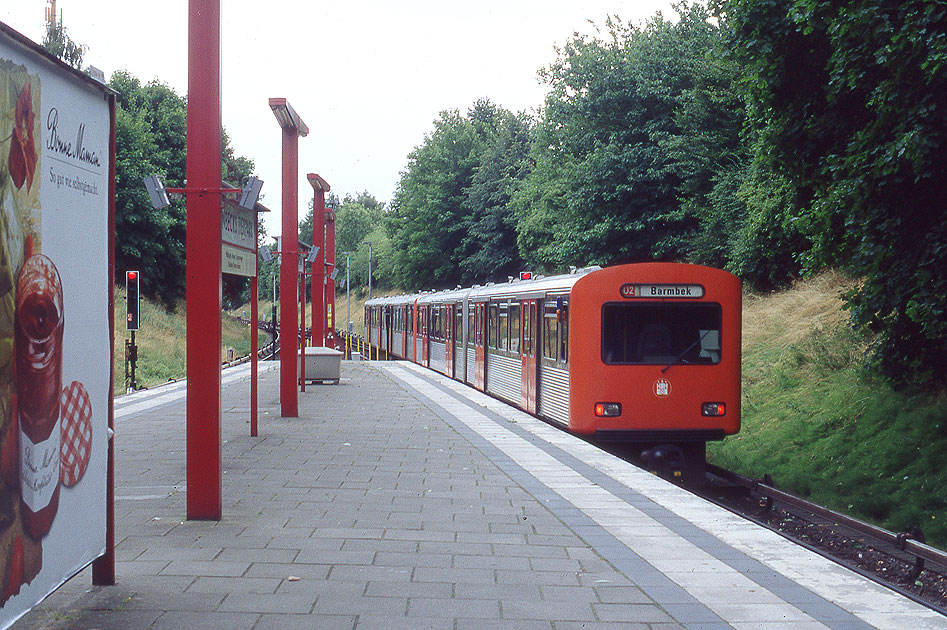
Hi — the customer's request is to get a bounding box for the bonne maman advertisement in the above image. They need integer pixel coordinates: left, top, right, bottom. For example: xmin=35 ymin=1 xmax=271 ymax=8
xmin=0 ymin=28 xmax=111 ymax=628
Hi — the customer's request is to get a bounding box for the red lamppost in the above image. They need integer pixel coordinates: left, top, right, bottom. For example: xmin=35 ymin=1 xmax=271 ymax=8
xmin=307 ymin=174 xmax=329 ymax=347
xmin=269 ymin=98 xmax=308 ymax=417
xmin=325 ymin=206 xmax=337 ymax=347
xmin=186 ymin=0 xmax=223 ymax=520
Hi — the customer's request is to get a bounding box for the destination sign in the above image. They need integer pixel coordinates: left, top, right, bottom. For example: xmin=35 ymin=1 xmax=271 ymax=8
xmin=620 ymin=283 xmax=705 ymax=299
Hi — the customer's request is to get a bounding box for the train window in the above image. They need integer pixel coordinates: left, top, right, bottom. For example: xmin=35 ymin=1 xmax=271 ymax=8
xmin=488 ymin=304 xmax=499 ymax=349
xmin=455 ymin=307 xmax=463 ymax=343
xmin=467 ymin=308 xmax=475 ymax=345
xmin=475 ymin=306 xmax=483 ymax=346
xmin=601 ymin=302 xmax=722 ymax=365
xmin=509 ymin=304 xmax=521 ymax=353
xmin=543 ymin=304 xmax=558 ymax=360
xmin=560 ymin=303 xmax=569 ymax=363
xmin=498 ymin=303 xmax=509 ymax=350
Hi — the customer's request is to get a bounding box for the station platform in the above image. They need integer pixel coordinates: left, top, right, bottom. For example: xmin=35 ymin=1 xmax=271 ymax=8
xmin=15 ymin=360 xmax=944 ymax=629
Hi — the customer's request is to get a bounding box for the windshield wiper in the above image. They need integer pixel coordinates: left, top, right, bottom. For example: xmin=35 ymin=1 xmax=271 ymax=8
xmin=661 ymin=330 xmax=711 ymax=374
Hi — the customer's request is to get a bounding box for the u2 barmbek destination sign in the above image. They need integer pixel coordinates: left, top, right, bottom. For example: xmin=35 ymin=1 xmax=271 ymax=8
xmin=1 ymin=24 xmax=112 ymax=628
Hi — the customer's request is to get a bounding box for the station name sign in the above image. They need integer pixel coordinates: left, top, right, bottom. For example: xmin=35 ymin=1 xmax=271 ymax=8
xmin=221 ymin=203 xmax=256 ymax=278
xmin=620 ymin=283 xmax=704 ymax=299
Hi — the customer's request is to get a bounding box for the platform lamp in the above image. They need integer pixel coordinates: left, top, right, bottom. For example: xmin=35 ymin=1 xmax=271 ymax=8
xmin=269 ymin=98 xmax=308 ymax=418
xmin=340 ymin=251 xmax=351 ymax=335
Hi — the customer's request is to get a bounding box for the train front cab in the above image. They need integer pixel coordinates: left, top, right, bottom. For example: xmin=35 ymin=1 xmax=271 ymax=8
xmin=568 ymin=263 xmax=741 ymax=479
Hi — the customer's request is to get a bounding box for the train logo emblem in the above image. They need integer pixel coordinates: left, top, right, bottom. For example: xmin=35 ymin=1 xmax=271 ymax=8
xmin=653 ymin=379 xmax=671 ymax=397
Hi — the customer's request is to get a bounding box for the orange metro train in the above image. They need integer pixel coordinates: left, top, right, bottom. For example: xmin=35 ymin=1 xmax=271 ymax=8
xmin=365 ymin=263 xmax=741 ymax=478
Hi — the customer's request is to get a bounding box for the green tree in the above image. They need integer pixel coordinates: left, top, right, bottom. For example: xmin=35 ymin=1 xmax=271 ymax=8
xmin=458 ymin=110 xmax=532 ymax=284
xmin=109 ymin=71 xmax=257 ymax=305
xmin=724 ymin=0 xmax=947 ymax=385
xmin=386 ymin=100 xmax=503 ymax=289
xmin=42 ymin=16 xmax=86 ymax=70
xmin=513 ymin=6 xmax=722 ymax=270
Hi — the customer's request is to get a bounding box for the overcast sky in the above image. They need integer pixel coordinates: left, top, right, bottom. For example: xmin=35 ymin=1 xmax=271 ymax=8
xmin=2 ymin=0 xmax=673 ymax=237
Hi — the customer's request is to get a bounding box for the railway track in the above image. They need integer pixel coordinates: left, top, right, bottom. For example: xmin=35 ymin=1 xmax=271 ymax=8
xmin=697 ymin=463 xmax=947 ymax=615
xmin=593 ymin=440 xmax=947 ymax=616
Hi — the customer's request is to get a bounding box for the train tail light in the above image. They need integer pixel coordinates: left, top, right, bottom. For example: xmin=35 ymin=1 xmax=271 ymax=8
xmin=701 ymin=402 xmax=726 ymax=417
xmin=595 ymin=402 xmax=622 ymax=417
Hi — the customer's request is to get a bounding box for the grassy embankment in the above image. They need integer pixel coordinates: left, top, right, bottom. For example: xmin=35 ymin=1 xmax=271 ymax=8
xmin=113 ymin=286 xmax=267 ymax=390
xmin=709 ymin=271 xmax=947 ymax=549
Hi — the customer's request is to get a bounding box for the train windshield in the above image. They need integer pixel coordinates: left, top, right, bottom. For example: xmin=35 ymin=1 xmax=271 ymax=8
xmin=601 ymin=302 xmax=722 ymax=365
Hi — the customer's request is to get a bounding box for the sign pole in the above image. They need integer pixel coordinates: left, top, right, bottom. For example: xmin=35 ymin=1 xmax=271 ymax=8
xmin=185 ymin=0 xmax=223 ymax=520
xmin=250 ymin=271 xmax=258 ymax=437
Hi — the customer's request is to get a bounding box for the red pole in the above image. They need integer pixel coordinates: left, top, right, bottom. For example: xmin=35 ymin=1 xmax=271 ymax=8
xmin=250 ymin=274 xmax=258 ymax=437
xmin=299 ymin=270 xmax=306 ymax=392
xmin=185 ymin=0 xmax=223 ymax=520
xmin=312 ymin=190 xmax=325 ymax=347
xmin=278 ymin=127 xmax=299 ymax=416
xmin=307 ymin=174 xmax=330 ymax=347
xmin=325 ymin=209 xmax=336 ymax=347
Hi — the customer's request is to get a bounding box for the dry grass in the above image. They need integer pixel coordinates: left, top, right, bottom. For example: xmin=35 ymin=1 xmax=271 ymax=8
xmin=742 ymin=270 xmax=856 ymax=350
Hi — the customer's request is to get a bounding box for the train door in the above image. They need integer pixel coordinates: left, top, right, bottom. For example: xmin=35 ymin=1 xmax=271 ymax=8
xmin=384 ymin=306 xmax=392 ymax=355
xmin=401 ymin=306 xmax=409 ymax=358
xmin=521 ymin=300 xmax=538 ymax=413
xmin=410 ymin=303 xmax=417 ymax=363
xmin=474 ymin=303 xmax=486 ymax=390
xmin=421 ymin=306 xmax=430 ymax=367
xmin=445 ymin=305 xmax=455 ymax=378
xmin=464 ymin=301 xmax=475 ymax=384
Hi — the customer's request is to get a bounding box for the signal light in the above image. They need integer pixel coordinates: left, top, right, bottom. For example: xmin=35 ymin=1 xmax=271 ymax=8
xmin=595 ymin=402 xmax=621 ymax=417
xmin=519 ymin=271 xmax=532 ymax=280
xmin=126 ymin=270 xmax=140 ymax=331
xmin=701 ymin=402 xmax=725 ymax=417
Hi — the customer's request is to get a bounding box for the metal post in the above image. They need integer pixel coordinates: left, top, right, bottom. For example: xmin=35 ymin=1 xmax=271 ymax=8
xmin=343 ymin=251 xmax=350 ymax=338
xmin=299 ymin=270 xmax=306 ymax=392
xmin=129 ymin=330 xmax=137 ymax=391
xmin=307 ymin=174 xmax=329 ymax=348
xmin=186 ymin=0 xmax=223 ymax=521
xmin=271 ymin=272 xmax=277 ymax=359
xmin=250 ymin=274 xmax=258 ymax=437
xmin=270 ymin=98 xmax=308 ymax=418
xmin=325 ymin=209 xmax=336 ymax=346
xmin=363 ymin=241 xmax=373 ymax=301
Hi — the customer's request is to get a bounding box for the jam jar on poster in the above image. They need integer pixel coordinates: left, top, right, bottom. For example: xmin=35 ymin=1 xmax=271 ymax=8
xmin=1 ymin=27 xmax=111 ymax=627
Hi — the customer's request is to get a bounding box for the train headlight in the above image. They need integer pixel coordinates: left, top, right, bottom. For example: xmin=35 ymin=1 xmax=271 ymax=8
xmin=701 ymin=402 xmax=726 ymax=417
xmin=595 ymin=402 xmax=622 ymax=417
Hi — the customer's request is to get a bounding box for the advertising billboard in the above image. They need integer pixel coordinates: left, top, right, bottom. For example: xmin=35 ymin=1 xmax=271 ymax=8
xmin=0 ymin=25 xmax=112 ymax=628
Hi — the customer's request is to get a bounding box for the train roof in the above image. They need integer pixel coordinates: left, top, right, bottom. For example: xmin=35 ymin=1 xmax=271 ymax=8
xmin=465 ymin=268 xmax=599 ymax=302
xmin=364 ymin=268 xmax=602 ymax=309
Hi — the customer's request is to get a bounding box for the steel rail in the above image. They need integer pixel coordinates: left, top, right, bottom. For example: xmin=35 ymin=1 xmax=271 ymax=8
xmin=706 ymin=463 xmax=947 ymax=575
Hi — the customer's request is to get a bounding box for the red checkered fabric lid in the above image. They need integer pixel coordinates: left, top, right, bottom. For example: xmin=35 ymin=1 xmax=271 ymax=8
xmin=60 ymin=381 xmax=92 ymax=487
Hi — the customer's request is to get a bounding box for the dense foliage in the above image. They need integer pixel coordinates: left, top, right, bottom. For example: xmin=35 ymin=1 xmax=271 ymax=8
xmin=108 ymin=72 xmax=256 ymax=305
xmin=381 ymin=1 xmax=945 ymax=388
xmin=386 ymin=100 xmax=527 ymax=289
xmin=723 ymin=0 xmax=947 ymax=385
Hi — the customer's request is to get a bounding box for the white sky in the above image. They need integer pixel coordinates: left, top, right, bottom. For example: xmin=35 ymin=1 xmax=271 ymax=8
xmin=1 ymin=0 xmax=674 ymax=237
